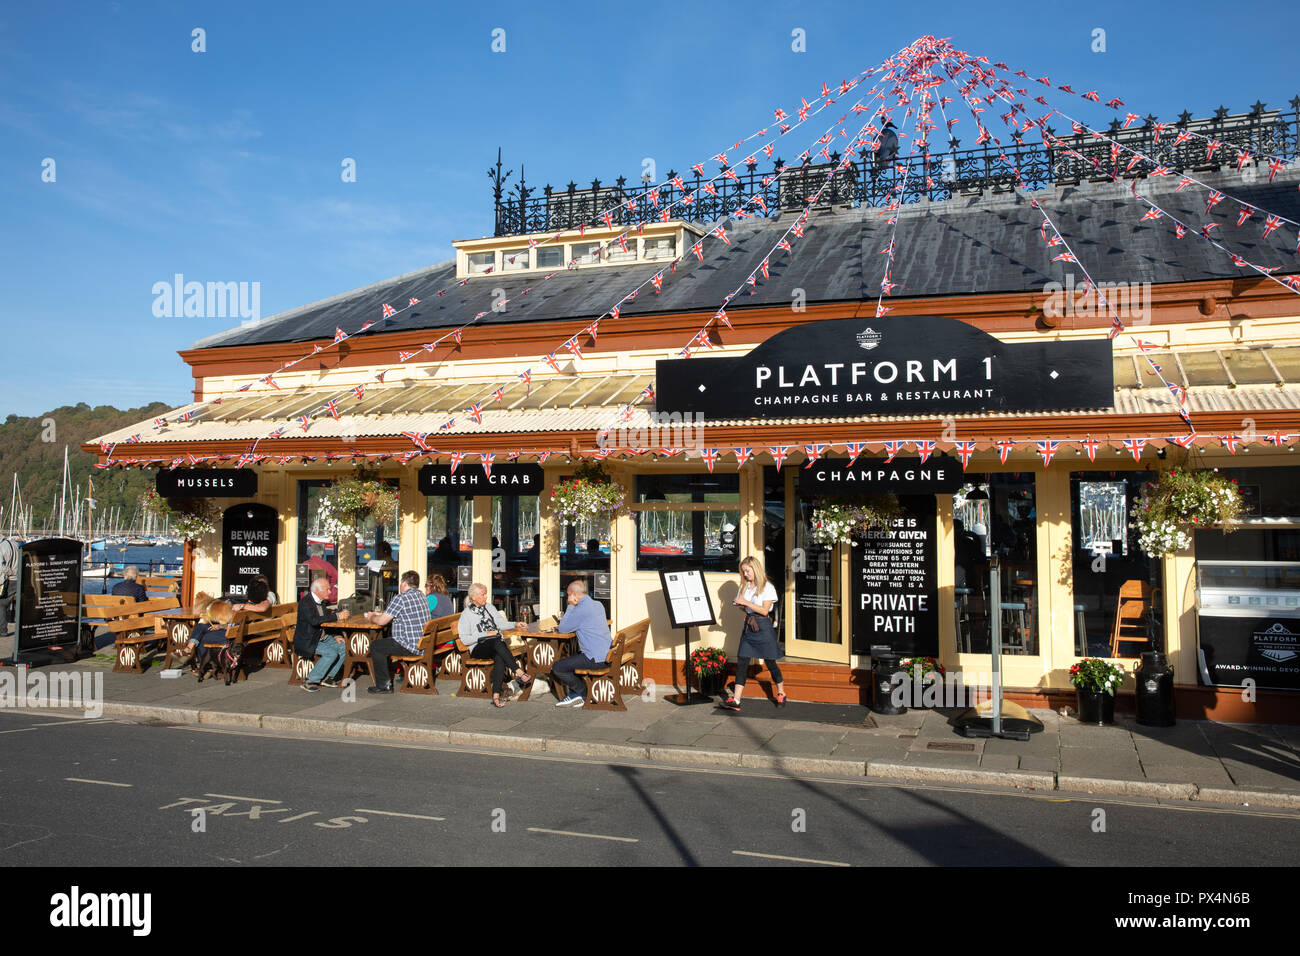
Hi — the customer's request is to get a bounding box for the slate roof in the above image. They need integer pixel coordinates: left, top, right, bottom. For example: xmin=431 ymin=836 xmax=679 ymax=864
xmin=192 ymin=167 xmax=1300 ymax=351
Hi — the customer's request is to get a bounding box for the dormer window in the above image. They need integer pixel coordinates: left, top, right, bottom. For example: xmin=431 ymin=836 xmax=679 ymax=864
xmin=643 ymin=236 xmax=676 ymax=260
xmin=502 ymin=248 xmax=529 ymax=271
xmin=468 ymin=251 xmax=495 ymax=275
xmin=536 ymin=246 xmax=564 ymax=269
xmin=453 ymin=222 xmax=698 ymax=278
xmin=571 ymin=242 xmax=601 ymax=265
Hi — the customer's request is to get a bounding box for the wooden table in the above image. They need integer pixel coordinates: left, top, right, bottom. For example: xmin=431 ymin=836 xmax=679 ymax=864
xmin=321 ymin=619 xmax=387 ymax=682
xmin=151 ymin=607 xmax=203 ymax=669
xmin=503 ymin=625 xmax=576 ymax=699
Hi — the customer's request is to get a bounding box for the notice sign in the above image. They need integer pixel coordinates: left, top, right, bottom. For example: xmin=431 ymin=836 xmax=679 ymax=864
xmin=659 ymin=569 xmax=717 ymax=628
xmin=1199 ymin=615 xmax=1300 ymax=690
xmin=220 ymin=503 xmax=278 ymax=601
xmin=16 ymin=537 xmax=83 ymax=658
xmin=851 ymin=496 xmax=938 ymax=657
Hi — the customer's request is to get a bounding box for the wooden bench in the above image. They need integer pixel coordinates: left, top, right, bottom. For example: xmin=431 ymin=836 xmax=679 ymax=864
xmin=389 ymin=613 xmax=460 ymax=694
xmin=574 ymin=628 xmax=629 ymax=711
xmin=82 ymin=594 xmax=131 ymax=655
xmin=141 ymin=576 xmax=180 ymax=597
xmin=616 ymin=618 xmax=651 ymax=694
xmin=100 ymin=596 xmax=181 ymax=673
xmin=241 ymin=609 xmax=297 ymax=673
xmin=453 ymin=636 xmax=530 ymax=699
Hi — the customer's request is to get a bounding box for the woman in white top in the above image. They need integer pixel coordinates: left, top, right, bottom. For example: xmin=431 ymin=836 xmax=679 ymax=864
xmin=721 ymin=555 xmax=786 ymax=710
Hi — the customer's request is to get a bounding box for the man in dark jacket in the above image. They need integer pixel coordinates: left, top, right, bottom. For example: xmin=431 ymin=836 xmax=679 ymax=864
xmin=111 ymin=566 xmax=148 ymax=602
xmin=295 ymin=578 xmax=350 ymax=692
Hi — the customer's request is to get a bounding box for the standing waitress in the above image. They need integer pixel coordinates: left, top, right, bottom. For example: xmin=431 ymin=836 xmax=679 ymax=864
xmin=721 ymin=555 xmax=787 ymax=711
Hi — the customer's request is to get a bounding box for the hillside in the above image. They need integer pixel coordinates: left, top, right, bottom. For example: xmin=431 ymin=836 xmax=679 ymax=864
xmin=0 ymin=402 xmax=171 ymax=534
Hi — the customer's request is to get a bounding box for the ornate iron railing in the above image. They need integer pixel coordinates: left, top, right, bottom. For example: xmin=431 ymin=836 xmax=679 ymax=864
xmin=489 ymin=100 xmax=1300 ymax=236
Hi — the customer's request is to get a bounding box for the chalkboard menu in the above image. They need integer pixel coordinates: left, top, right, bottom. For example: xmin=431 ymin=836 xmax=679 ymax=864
xmin=851 ymin=496 xmax=938 ymax=657
xmin=220 ymin=503 xmax=278 ymax=601
xmin=16 ymin=537 xmax=83 ymax=659
xmin=1199 ymin=616 xmax=1300 ymax=691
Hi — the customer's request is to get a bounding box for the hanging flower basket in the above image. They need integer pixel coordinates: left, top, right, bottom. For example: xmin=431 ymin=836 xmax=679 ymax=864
xmin=317 ymin=476 xmax=399 ymax=542
xmin=550 ymin=461 xmax=626 ymax=523
xmin=809 ymin=495 xmax=901 ymax=547
xmin=144 ymin=492 xmax=217 ymax=542
xmin=1131 ymin=467 xmax=1244 ymax=557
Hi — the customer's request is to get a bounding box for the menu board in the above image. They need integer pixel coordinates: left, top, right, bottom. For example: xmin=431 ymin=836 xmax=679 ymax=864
xmin=659 ymin=569 xmax=717 ymax=628
xmin=16 ymin=537 xmax=83 ymax=658
xmin=851 ymin=496 xmax=938 ymax=657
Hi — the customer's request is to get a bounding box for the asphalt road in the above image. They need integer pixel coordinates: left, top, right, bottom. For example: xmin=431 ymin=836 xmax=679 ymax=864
xmin=0 ymin=710 xmax=1296 ymax=868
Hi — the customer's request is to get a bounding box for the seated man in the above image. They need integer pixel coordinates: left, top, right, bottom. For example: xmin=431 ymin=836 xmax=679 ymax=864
xmin=295 ymin=577 xmax=350 ymax=692
xmin=364 ymin=570 xmax=430 ymax=693
xmin=457 ymin=582 xmax=531 ymax=708
xmin=550 ymin=580 xmax=612 ymax=708
xmin=111 ymin=565 xmax=148 ymax=602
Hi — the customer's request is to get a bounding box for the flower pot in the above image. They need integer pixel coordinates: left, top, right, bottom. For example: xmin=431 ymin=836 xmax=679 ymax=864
xmin=1075 ymin=686 xmax=1115 ymax=725
xmin=695 ymin=672 xmax=724 ymax=697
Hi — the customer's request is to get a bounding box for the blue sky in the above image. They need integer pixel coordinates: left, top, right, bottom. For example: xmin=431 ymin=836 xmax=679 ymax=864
xmin=1 ymin=0 xmax=1296 ymax=417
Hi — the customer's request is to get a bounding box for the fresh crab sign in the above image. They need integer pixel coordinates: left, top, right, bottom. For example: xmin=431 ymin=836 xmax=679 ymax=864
xmin=656 ymin=315 xmax=1113 ymax=419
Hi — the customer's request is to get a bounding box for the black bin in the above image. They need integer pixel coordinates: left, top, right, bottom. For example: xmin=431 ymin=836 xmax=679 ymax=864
xmin=1135 ymin=651 xmax=1175 ymax=727
xmin=870 ymin=649 xmax=906 ymax=715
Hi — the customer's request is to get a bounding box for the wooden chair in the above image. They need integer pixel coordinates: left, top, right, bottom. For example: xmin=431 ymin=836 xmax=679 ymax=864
xmin=574 ymin=629 xmax=628 ymax=711
xmin=101 ymin=596 xmax=181 ymax=673
xmin=453 ymin=637 xmax=530 ymax=699
xmin=242 ymin=610 xmax=296 ymax=672
xmin=390 ymin=614 xmax=460 ymax=694
xmin=1109 ymin=580 xmax=1156 ymax=657
xmin=141 ymin=576 xmax=180 ymax=599
xmin=616 ymin=618 xmax=651 ymax=693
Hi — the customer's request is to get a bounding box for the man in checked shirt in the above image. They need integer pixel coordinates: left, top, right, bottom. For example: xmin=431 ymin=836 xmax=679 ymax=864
xmin=365 ymin=570 xmax=431 ymax=693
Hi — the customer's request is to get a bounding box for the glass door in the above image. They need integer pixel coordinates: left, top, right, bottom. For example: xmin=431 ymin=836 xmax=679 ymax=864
xmin=779 ymin=469 xmax=849 ymax=663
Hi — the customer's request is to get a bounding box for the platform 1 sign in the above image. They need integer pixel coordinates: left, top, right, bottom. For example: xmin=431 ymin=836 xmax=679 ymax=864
xmin=657 ymin=315 xmax=1112 ymax=419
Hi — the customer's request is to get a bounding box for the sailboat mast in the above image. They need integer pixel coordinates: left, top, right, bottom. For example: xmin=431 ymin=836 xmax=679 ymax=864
xmin=59 ymin=445 xmax=69 ymax=537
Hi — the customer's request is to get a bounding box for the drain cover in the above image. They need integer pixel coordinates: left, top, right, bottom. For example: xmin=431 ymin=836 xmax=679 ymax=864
xmin=925 ymin=741 xmax=977 ymax=752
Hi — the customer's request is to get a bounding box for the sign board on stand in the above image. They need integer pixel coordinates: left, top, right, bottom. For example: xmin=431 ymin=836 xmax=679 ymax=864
xmin=658 ymin=569 xmax=717 ymax=705
xmin=15 ymin=537 xmax=84 ymax=662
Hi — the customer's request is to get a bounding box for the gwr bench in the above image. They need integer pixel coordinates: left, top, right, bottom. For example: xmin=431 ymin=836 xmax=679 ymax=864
xmin=388 ymin=613 xmax=460 ymax=694
xmin=90 ymin=596 xmax=182 ymax=673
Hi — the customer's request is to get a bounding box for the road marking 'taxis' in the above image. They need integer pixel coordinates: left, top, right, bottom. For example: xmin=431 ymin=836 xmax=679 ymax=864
xmin=204 ymin=793 xmax=282 ymax=803
xmin=527 ymin=827 xmax=637 ymax=843
xmin=733 ymin=850 xmax=849 ymax=867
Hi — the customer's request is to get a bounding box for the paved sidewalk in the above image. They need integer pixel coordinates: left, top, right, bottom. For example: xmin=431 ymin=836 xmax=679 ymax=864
xmin=6 ymin=648 xmax=1300 ymax=809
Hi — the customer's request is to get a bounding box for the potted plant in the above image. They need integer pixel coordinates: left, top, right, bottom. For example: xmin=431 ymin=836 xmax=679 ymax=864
xmin=808 ymin=494 xmax=901 ymax=547
xmin=317 ymin=473 xmax=400 ymax=543
xmin=896 ymin=656 xmax=946 ymax=708
xmin=1069 ymin=657 xmax=1127 ymax=724
xmin=143 ymin=492 xmax=217 ymax=543
xmin=1131 ymin=467 xmax=1244 ymax=557
xmin=550 ymin=461 xmax=626 ymax=524
xmin=688 ymin=646 xmax=728 ymax=697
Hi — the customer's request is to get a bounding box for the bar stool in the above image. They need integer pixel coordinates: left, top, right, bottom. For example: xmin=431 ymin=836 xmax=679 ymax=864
xmin=1074 ymin=603 xmax=1088 ymax=656
xmin=1000 ymin=601 xmax=1029 ymax=653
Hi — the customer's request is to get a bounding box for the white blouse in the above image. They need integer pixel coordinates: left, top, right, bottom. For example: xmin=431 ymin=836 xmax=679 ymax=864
xmin=742 ymin=582 xmax=778 ymax=609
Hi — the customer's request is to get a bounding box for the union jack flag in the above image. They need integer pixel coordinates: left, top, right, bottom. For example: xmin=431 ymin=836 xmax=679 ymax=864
xmin=803 ymin=444 xmax=828 ymax=468
xmin=914 ymin=440 xmax=936 ymax=464
xmin=1220 ymin=434 xmax=1242 ymax=454
xmin=1141 ymin=208 xmax=1162 ymax=222
xmin=334 ymin=327 xmax=348 ymax=343
xmin=399 ymin=350 xmax=415 ymax=362
xmin=262 ymin=375 xmax=279 ymax=390
xmin=1263 ymin=214 xmax=1284 ymax=238
xmin=769 ymin=446 xmax=792 ymax=471
xmin=1036 ymin=440 xmax=1060 ymax=466
xmin=700 ymin=448 xmax=719 ymax=473
xmin=518 ymin=369 xmax=532 ymax=385
xmin=408 ymin=297 xmax=420 ymax=306
xmin=995 ymin=439 xmax=1016 ymax=464
xmin=1265 ymin=433 xmax=1293 ymax=447
xmin=1175 ymin=223 xmax=1187 ymax=238
xmin=352 ymin=385 xmax=364 ymax=400
xmin=299 ymin=415 xmax=311 ymax=432
xmin=844 ymin=442 xmax=868 ymax=465
xmin=439 ymin=419 xmax=455 ymax=430
xmin=651 ymin=273 xmax=664 ymax=292
xmin=1268 ymin=158 xmax=1286 ymax=182
xmin=1237 ymin=205 xmax=1255 ymax=227
xmin=564 ymin=337 xmax=583 ymax=359
xmin=402 ymin=431 xmax=429 ymax=450
xmin=468 ymin=402 xmax=483 ymax=424
xmin=953 ymin=441 xmax=977 ymax=469
xmin=544 ymin=353 xmax=562 ymax=373
xmin=778 ymin=238 xmax=791 ymax=253
xmin=691 ymin=241 xmax=704 ymax=262
xmin=883 ymin=441 xmax=904 ymax=463
xmin=714 ymin=226 xmax=730 ymax=245
xmin=1236 ymin=149 xmax=1254 ymax=171
xmin=1122 ymin=437 xmax=1147 ymax=462
xmin=1080 ymin=436 xmax=1102 ymax=461
xmin=449 ymin=452 xmax=466 ymax=473
xmin=1169 ymin=432 xmax=1199 ymax=449
xmin=734 ymin=447 xmax=754 ymax=468
xmin=491 ymin=388 xmax=504 ymax=403
xmin=326 ymin=400 xmax=339 ymax=419
xmin=1205 ymin=190 xmax=1224 ymax=213
xmin=382 ymin=303 xmax=396 ymax=318
xmin=480 ymin=453 xmax=495 ymax=478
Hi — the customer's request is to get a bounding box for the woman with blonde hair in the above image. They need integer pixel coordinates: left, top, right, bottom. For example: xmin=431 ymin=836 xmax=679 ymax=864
xmin=721 ymin=555 xmax=786 ymax=710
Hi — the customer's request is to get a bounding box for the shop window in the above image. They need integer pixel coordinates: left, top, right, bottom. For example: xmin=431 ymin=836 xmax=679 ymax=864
xmin=633 ymin=474 xmax=740 ymax=572
xmin=1069 ymin=471 xmax=1164 ymax=659
xmin=426 ymin=496 xmax=473 ymax=584
xmin=762 ymin=466 xmax=787 ymax=642
xmin=952 ymin=474 xmax=1038 ymax=655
